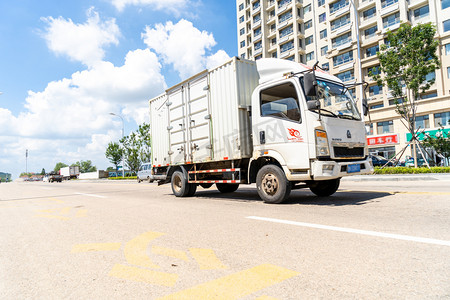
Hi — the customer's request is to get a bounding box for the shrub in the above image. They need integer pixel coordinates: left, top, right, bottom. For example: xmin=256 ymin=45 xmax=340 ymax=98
xmin=374 ymin=166 xmax=450 ymax=174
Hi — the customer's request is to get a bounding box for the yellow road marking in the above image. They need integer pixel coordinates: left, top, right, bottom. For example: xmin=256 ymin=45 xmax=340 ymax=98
xmin=75 ymin=209 xmax=88 ymax=218
xmin=71 ymin=243 xmax=122 ymax=253
xmin=35 ymin=214 xmax=69 ymax=220
xmin=109 ymin=264 xmax=178 ymax=286
xmin=189 ymin=248 xmax=228 ymax=270
xmin=60 ymin=207 xmax=71 ymax=215
xmin=255 ymin=296 xmax=281 ymax=300
xmin=158 ymin=264 xmax=299 ymax=300
xmin=48 ymin=198 xmax=64 ymax=203
xmin=124 ymin=231 xmax=164 ymax=269
xmin=152 ymin=245 xmax=189 ymax=261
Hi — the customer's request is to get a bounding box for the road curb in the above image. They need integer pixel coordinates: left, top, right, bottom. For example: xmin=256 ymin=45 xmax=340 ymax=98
xmin=342 ymin=173 xmax=450 ymax=181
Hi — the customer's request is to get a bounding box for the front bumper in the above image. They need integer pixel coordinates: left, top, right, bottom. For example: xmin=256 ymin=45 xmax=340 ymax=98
xmin=311 ymin=158 xmax=373 ymax=180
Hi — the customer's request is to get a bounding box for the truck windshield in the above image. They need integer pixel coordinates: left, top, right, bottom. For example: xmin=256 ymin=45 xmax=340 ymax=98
xmin=303 ymin=79 xmax=361 ymax=120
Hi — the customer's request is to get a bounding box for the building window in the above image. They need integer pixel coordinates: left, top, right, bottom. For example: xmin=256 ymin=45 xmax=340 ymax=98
xmin=366 ymin=44 xmax=379 ymax=57
xmin=272 ymin=52 xmax=277 ymax=58
xmin=448 ymin=67 xmax=450 ymax=78
xmin=240 ymin=40 xmax=245 ymax=48
xmin=318 ymin=0 xmax=325 ymax=6
xmin=381 ymin=0 xmax=398 ymax=9
xmin=444 ymin=20 xmax=450 ymax=32
xmin=319 ymin=13 xmax=326 ymax=23
xmin=415 ymin=115 xmax=430 ymax=129
xmin=363 ymin=7 xmax=376 ymax=20
xmin=368 ymin=65 xmax=380 ymax=76
xmin=305 ymin=35 xmax=314 ymax=45
xmin=377 ymin=120 xmax=394 ymax=134
xmin=420 ymin=92 xmax=437 ymax=99
xmin=331 ymin=14 xmax=350 ymax=31
xmin=443 ymin=0 xmax=450 ymax=10
xmin=254 ymin=41 xmax=262 ymax=50
xmin=305 ymin=20 xmax=312 ymax=29
xmin=434 ymin=111 xmax=450 ymax=127
xmin=286 ymin=55 xmax=295 ymax=61
xmin=320 ymin=29 xmax=327 ymax=39
xmin=239 ymin=16 xmax=245 ymax=23
xmin=333 ymin=50 xmax=353 ymax=66
xmin=330 ymin=0 xmax=349 ymax=14
xmin=240 ymin=28 xmax=245 ymax=36
xmin=321 ymin=46 xmax=328 ymax=56
xmin=270 ymin=23 xmax=276 ymax=32
xmin=322 ymin=62 xmax=329 ymax=71
xmin=280 ymin=25 xmax=293 ymax=38
xmin=253 ymin=14 xmax=261 ymax=23
xmin=370 ymin=103 xmax=384 ymax=109
xmin=336 ymin=70 xmax=354 ymax=82
xmin=383 ymin=12 xmax=400 ymax=28
xmin=271 ymin=37 xmax=277 ymax=46
xmin=367 ymin=123 xmax=374 ymax=135
xmin=252 ymin=1 xmax=260 ymax=10
xmin=278 ymin=0 xmax=292 ymax=8
xmin=239 ymin=3 xmax=244 ymax=11
xmin=426 ymin=71 xmax=435 ymax=82
xmin=280 ymin=41 xmax=294 ymax=53
xmin=279 ymin=11 xmax=293 ymax=23
xmin=254 ymin=27 xmax=261 ymax=37
xmin=304 ymin=4 xmax=311 ymax=14
xmin=365 ymin=25 xmax=378 ymax=38
xmin=255 ymin=54 xmax=263 ymax=60
xmin=332 ymin=32 xmax=351 ymax=48
xmin=240 ymin=53 xmax=246 ymax=59
xmin=389 ymin=98 xmax=404 ymax=105
xmin=306 ymin=51 xmax=315 ymax=62
xmin=414 ymin=5 xmax=429 ymax=19
xmin=369 ymin=85 xmax=383 ymax=96
xmin=445 ymin=44 xmax=450 ymax=55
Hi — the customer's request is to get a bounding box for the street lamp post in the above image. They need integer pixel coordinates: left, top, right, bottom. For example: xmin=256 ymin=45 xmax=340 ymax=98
xmin=109 ymin=113 xmax=125 ymax=177
xmin=349 ymin=0 xmax=364 ymax=121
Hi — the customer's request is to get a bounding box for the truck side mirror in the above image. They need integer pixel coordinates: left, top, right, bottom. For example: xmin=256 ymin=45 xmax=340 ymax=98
xmin=307 ymin=100 xmax=320 ymax=110
xmin=304 ymin=73 xmax=317 ymax=97
xmin=362 ymin=98 xmax=369 ymax=116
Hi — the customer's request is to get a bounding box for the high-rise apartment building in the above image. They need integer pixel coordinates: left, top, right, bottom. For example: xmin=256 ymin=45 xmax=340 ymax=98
xmin=236 ymin=0 xmax=450 ymax=163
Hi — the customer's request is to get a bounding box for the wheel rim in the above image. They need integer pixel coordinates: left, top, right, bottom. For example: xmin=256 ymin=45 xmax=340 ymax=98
xmin=173 ymin=174 xmax=182 ymax=193
xmin=261 ymin=173 xmax=278 ymax=196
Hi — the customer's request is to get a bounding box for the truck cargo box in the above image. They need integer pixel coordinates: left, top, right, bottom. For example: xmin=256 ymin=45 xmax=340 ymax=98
xmin=150 ymin=57 xmax=259 ymax=166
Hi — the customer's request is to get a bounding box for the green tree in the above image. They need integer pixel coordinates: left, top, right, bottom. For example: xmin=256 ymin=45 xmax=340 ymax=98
xmin=371 ymin=22 xmax=440 ymax=167
xmin=73 ymin=160 xmax=97 ymax=173
xmin=105 ymin=142 xmax=123 ymax=171
xmin=422 ymin=127 xmax=450 ymax=164
xmin=136 ymin=123 xmax=151 ymax=163
xmin=120 ymin=132 xmax=141 ymax=174
xmin=54 ymin=162 xmax=68 ymax=173
xmin=40 ymin=168 xmax=46 ymax=175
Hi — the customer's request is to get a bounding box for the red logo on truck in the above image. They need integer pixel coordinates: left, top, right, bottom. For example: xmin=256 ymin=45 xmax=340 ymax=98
xmin=287 ymin=128 xmax=304 ymax=142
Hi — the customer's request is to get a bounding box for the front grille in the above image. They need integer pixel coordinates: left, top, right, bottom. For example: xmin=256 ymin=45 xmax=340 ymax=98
xmin=333 ymin=147 xmax=364 ymax=158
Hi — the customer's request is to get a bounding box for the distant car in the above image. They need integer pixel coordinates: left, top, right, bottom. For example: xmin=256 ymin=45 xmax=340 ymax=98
xmin=370 ymin=154 xmax=393 ymax=167
xmin=405 ymin=158 xmax=429 ymax=167
xmin=137 ymin=162 xmax=153 ymax=183
xmin=44 ymin=173 xmax=63 ymax=183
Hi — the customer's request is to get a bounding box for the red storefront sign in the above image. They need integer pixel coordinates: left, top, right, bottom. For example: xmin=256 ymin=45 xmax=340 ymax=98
xmin=367 ymin=134 xmax=399 ymax=146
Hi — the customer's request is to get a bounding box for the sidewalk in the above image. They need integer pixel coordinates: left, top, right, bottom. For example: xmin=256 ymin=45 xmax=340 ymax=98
xmin=342 ymin=173 xmax=450 ymax=181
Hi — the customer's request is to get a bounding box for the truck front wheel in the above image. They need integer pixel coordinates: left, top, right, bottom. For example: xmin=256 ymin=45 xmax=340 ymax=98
xmin=171 ymin=171 xmax=196 ymax=197
xmin=309 ymin=179 xmax=340 ymax=197
xmin=256 ymin=165 xmax=291 ymax=204
xmin=216 ymin=183 xmax=239 ymax=193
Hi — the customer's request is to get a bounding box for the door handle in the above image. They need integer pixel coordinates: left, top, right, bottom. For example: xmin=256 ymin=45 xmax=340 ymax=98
xmin=259 ymin=131 xmax=265 ymax=144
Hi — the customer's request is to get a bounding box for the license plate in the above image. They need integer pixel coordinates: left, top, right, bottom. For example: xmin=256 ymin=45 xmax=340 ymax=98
xmin=347 ymin=164 xmax=360 ymax=173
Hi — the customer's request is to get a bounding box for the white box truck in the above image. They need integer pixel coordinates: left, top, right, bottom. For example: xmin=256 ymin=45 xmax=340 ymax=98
xmin=60 ymin=166 xmax=80 ymax=180
xmin=149 ymin=58 xmax=373 ymax=203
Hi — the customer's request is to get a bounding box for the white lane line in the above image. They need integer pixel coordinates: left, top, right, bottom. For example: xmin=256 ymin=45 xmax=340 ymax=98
xmin=74 ymin=192 xmax=107 ymax=198
xmin=247 ymin=216 xmax=450 ymax=247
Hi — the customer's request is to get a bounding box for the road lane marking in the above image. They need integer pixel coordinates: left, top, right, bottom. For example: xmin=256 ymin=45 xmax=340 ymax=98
xmin=152 ymin=245 xmax=189 ymax=261
xmin=247 ymin=216 xmax=450 ymax=247
xmin=35 ymin=214 xmax=69 ymax=220
xmin=189 ymin=248 xmax=228 ymax=270
xmin=109 ymin=264 xmax=178 ymax=286
xmin=74 ymin=192 xmax=107 ymax=198
xmin=71 ymin=243 xmax=122 ymax=253
xmin=157 ymin=264 xmax=299 ymax=300
xmin=341 ymin=189 xmax=450 ymax=196
xmin=124 ymin=231 xmax=165 ymax=269
xmin=47 ymin=198 xmax=64 ymax=203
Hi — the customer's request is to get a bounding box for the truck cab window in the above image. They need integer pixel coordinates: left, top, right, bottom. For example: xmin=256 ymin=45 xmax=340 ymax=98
xmin=260 ymin=83 xmax=301 ymax=122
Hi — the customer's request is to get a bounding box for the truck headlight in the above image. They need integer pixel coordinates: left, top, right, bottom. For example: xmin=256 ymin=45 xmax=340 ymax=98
xmin=315 ymin=130 xmax=330 ymax=157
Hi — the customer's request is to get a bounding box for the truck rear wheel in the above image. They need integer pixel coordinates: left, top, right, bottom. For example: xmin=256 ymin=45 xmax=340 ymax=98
xmin=256 ymin=165 xmax=291 ymax=204
xmin=171 ymin=171 xmax=195 ymax=197
xmin=216 ymin=183 xmax=239 ymax=193
xmin=309 ymin=179 xmax=340 ymax=197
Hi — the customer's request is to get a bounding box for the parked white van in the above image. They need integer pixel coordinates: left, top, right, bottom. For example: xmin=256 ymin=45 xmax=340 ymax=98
xmin=137 ymin=163 xmax=153 ymax=183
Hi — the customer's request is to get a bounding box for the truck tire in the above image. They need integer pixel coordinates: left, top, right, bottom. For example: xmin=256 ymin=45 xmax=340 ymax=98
xmin=256 ymin=165 xmax=291 ymax=204
xmin=216 ymin=183 xmax=239 ymax=193
xmin=309 ymin=178 xmax=340 ymax=197
xmin=171 ymin=171 xmax=196 ymax=197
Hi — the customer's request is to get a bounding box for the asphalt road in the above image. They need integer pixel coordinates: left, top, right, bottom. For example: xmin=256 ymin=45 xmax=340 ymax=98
xmin=1 ymin=178 xmax=449 ymax=299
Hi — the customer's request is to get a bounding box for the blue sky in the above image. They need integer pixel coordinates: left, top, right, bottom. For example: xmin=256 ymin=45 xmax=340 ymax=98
xmin=0 ymin=0 xmax=237 ymax=178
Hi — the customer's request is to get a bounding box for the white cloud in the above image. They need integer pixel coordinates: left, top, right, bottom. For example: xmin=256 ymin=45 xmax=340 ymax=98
xmin=109 ymin=0 xmax=190 ymax=15
xmin=142 ymin=19 xmax=230 ymax=79
xmin=41 ymin=8 xmax=120 ymax=67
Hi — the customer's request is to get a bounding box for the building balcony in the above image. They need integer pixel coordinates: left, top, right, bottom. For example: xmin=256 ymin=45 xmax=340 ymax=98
xmin=361 ymin=32 xmax=382 ymax=47
xmin=252 ymin=6 xmax=261 ymax=15
xmin=338 ymin=61 xmax=354 ymax=71
xmin=295 ymin=0 xmax=303 ymax=7
xmin=330 ymin=5 xmax=350 ymax=21
xmin=382 ymin=22 xmax=400 ymax=33
xmin=335 ymin=41 xmax=353 ymax=51
xmin=412 ymin=15 xmax=430 ymax=26
xmin=254 ymin=47 xmax=263 ymax=56
xmin=252 ymin=20 xmax=262 ymax=29
xmin=269 ymin=43 xmax=278 ymax=52
xmin=253 ymin=33 xmax=262 ymax=42
xmin=330 ymin=22 xmax=352 ymax=38
xmin=279 ymin=33 xmax=293 ymax=44
xmin=278 ymin=4 xmax=288 ymax=13
xmin=359 ymin=16 xmax=377 ymax=30
xmin=278 ymin=17 xmax=293 ymax=29
xmin=280 ymin=49 xmax=293 ymax=59
xmin=357 ymin=0 xmax=376 ymax=11
xmin=380 ymin=2 xmax=399 ymax=17
xmin=409 ymin=0 xmax=428 ymax=9
xmin=267 ymin=16 xmax=276 ymax=25
xmin=268 ymin=29 xmax=277 ymax=38
xmin=266 ymin=0 xmax=275 ymax=10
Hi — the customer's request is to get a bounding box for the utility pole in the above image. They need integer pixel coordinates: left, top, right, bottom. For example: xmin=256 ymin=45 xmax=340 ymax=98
xmin=26 ymin=149 xmax=28 ymax=174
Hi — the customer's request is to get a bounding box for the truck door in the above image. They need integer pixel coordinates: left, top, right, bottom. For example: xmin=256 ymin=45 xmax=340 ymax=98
xmin=186 ymin=76 xmax=212 ymax=162
xmin=252 ymin=81 xmax=310 ymax=169
xmin=168 ymin=88 xmax=187 ymax=164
